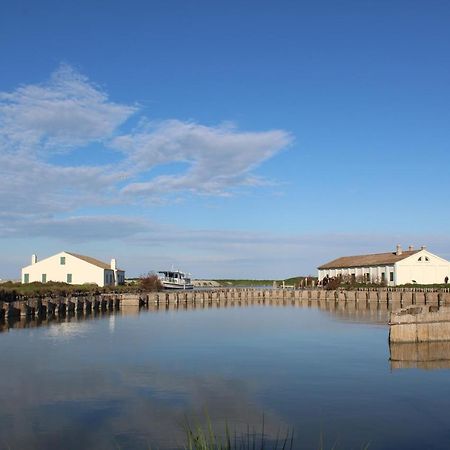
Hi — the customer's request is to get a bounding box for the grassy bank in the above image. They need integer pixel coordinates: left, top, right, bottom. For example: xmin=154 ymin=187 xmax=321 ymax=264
xmin=213 ymin=276 xmax=317 ymax=287
xmin=214 ymin=279 xmax=275 ymax=287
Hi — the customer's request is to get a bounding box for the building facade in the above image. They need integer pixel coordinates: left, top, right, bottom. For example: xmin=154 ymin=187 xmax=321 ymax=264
xmin=21 ymin=252 xmax=125 ymax=287
xmin=317 ymin=245 xmax=450 ymax=287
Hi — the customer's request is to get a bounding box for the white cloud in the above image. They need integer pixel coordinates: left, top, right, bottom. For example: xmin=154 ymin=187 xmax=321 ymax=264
xmin=0 ymin=63 xmax=136 ymax=153
xmin=0 ymin=65 xmax=292 ymax=244
xmin=114 ymin=120 xmax=292 ymax=196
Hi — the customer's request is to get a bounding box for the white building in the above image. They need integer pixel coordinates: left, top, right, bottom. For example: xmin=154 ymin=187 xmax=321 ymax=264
xmin=317 ymin=245 xmax=450 ymax=287
xmin=21 ymin=252 xmax=125 ymax=287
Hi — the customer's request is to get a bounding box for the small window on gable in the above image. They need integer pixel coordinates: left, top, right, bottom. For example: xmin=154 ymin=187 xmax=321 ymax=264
xmin=418 ymin=257 xmax=422 ymax=261
xmin=60 ymin=256 xmax=66 ymax=265
xmin=425 ymin=256 xmax=429 ymax=261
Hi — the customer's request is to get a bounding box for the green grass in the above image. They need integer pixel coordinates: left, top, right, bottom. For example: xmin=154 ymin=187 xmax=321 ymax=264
xmin=213 ymin=277 xmax=317 ymax=287
xmin=397 ymin=283 xmax=450 ymax=289
xmin=213 ymin=279 xmax=276 ymax=287
xmin=183 ymin=416 xmax=369 ymax=450
xmin=184 ymin=416 xmax=294 ymax=450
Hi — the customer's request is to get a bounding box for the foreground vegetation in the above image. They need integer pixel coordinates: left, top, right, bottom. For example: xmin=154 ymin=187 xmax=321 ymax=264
xmin=184 ymin=416 xmax=368 ymax=450
xmin=185 ymin=416 xmax=294 ymax=450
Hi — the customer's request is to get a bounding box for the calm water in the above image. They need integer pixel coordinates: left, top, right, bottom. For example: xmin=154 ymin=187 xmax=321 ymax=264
xmin=1 ymin=302 xmax=450 ymax=450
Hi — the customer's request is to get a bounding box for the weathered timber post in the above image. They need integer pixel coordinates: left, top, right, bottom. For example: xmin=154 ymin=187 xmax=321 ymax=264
xmin=92 ymin=296 xmax=100 ymax=311
xmin=74 ymin=297 xmax=84 ymax=312
xmin=84 ymin=296 xmax=93 ymax=312
xmin=41 ymin=297 xmax=53 ymax=315
xmin=54 ymin=298 xmax=65 ymax=316
xmin=6 ymin=301 xmax=21 ymax=318
xmin=65 ymin=297 xmax=75 ymax=313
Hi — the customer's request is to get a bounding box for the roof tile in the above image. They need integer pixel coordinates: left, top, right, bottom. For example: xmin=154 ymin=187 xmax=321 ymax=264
xmin=318 ymin=250 xmax=420 ymax=270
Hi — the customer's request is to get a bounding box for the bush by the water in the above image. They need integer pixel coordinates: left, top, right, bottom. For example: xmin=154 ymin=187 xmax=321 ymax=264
xmin=139 ymin=273 xmax=163 ymax=291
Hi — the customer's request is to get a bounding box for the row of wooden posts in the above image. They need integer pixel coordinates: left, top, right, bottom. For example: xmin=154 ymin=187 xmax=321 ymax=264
xmin=2 ymin=288 xmax=450 ymax=319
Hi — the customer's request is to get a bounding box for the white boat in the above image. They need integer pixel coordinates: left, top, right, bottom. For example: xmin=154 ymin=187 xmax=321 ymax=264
xmin=157 ymin=270 xmax=193 ymax=290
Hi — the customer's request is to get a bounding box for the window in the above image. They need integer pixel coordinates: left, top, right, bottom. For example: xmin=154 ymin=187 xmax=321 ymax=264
xmin=60 ymin=256 xmax=66 ymax=265
xmin=418 ymin=257 xmax=422 ymax=261
xmin=24 ymin=273 xmax=29 ymax=283
xmin=390 ymin=272 xmax=394 ymax=282
xmin=67 ymin=274 xmax=72 ymax=283
xmin=42 ymin=274 xmax=47 ymax=283
xmin=365 ymin=273 xmax=370 ymax=281
xmin=425 ymin=256 xmax=429 ymax=261
xmin=381 ymin=272 xmax=385 ymax=282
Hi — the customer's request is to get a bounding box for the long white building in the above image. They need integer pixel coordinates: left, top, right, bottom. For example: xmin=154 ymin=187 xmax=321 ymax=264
xmin=317 ymin=245 xmax=450 ymax=287
xmin=21 ymin=252 xmax=125 ymax=287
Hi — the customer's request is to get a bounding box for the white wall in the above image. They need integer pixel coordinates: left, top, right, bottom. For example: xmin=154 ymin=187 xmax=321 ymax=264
xmin=395 ymin=250 xmax=450 ymax=285
xmin=21 ymin=252 xmax=107 ymax=287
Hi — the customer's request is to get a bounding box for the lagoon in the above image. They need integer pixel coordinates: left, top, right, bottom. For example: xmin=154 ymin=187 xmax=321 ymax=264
xmin=1 ymin=302 xmax=450 ymax=449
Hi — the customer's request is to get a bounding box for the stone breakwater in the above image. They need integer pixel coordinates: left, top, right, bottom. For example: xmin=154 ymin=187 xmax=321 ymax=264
xmin=1 ymin=288 xmax=450 ymax=320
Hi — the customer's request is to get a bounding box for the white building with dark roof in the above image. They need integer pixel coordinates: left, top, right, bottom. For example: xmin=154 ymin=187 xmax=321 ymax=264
xmin=21 ymin=252 xmax=125 ymax=287
xmin=318 ymin=245 xmax=450 ymax=286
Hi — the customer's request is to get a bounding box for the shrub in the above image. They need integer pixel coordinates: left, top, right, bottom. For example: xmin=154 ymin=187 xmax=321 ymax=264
xmin=139 ymin=273 xmax=163 ymax=291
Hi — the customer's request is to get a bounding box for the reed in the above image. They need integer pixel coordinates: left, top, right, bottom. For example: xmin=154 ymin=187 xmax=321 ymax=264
xmin=184 ymin=415 xmax=294 ymax=450
xmin=183 ymin=416 xmax=369 ymax=450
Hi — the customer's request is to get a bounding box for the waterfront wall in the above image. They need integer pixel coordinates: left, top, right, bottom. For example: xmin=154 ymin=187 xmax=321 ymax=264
xmin=2 ymin=288 xmax=450 ymax=320
xmin=0 ymin=294 xmax=395 ymax=334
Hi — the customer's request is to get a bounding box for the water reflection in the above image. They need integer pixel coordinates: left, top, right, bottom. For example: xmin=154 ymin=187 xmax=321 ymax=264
xmin=1 ymin=301 xmax=450 ymax=450
xmin=0 ymin=298 xmax=393 ymax=334
xmin=390 ymin=341 xmax=450 ymax=370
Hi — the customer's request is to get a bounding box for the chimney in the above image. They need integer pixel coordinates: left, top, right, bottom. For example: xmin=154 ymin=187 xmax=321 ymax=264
xmin=31 ymin=254 xmax=37 ymax=265
xmin=111 ymin=258 xmax=117 ymax=270
xmin=421 ymin=245 xmax=427 ymax=251
xmin=408 ymin=245 xmax=414 ymax=251
xmin=396 ymin=244 xmax=402 ymax=256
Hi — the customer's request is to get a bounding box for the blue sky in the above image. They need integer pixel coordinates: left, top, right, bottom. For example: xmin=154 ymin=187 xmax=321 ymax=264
xmin=1 ymin=0 xmax=450 ymax=279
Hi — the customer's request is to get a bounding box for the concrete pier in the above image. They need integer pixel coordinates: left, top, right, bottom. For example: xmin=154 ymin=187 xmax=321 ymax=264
xmin=389 ymin=305 xmax=450 ymax=343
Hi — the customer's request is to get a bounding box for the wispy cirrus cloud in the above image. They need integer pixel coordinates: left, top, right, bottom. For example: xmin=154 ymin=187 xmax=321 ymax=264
xmin=0 ymin=64 xmax=292 ymax=241
xmin=114 ymin=120 xmax=292 ymax=196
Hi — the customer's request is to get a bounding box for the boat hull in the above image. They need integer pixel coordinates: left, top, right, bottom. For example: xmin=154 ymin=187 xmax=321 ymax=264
xmin=161 ymin=281 xmax=194 ymax=290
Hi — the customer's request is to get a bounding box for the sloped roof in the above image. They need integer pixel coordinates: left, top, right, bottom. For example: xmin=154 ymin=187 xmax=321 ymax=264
xmin=318 ymin=250 xmax=420 ymax=270
xmin=66 ymin=252 xmax=123 ymax=271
